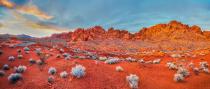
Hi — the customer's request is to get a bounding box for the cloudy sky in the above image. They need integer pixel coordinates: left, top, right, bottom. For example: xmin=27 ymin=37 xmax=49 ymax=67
xmin=0 ymin=0 xmax=210 ymax=37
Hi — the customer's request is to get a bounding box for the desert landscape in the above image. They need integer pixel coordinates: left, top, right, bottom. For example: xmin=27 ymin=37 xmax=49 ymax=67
xmin=0 ymin=21 xmax=210 ymax=89
xmin=1 ymin=0 xmax=210 ymax=89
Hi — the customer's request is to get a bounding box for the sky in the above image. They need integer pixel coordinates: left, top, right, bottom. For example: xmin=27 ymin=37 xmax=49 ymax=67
xmin=0 ymin=0 xmax=210 ymax=37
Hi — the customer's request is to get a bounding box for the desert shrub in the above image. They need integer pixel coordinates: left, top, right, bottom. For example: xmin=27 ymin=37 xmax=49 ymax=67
xmin=170 ymin=54 xmax=181 ymax=58
xmin=166 ymin=62 xmax=177 ymax=70
xmin=25 ymin=51 xmax=30 ymax=54
xmin=105 ymin=57 xmax=120 ymax=64
xmin=138 ymin=59 xmax=145 ymax=63
xmin=116 ymin=66 xmax=124 ymax=72
xmin=0 ymin=70 xmax=5 ymax=77
xmin=203 ymin=68 xmax=209 ymax=74
xmin=14 ymin=65 xmax=27 ymax=73
xmin=9 ymin=44 xmax=15 ymax=48
xmin=87 ymin=54 xmax=98 ymax=60
xmin=23 ymin=47 xmax=30 ymax=51
xmin=199 ymin=61 xmax=209 ymax=69
xmin=99 ymin=57 xmax=107 ymax=61
xmin=153 ymin=59 xmax=161 ymax=64
xmin=193 ymin=67 xmax=199 ymax=75
xmin=174 ymin=73 xmax=184 ymax=82
xmin=64 ymin=55 xmax=71 ymax=60
xmin=62 ymin=53 xmax=70 ymax=57
xmin=17 ymin=49 xmax=21 ymax=53
xmin=17 ymin=54 xmax=23 ymax=59
xmin=60 ymin=71 xmax=68 ymax=78
xmin=48 ymin=67 xmax=57 ymax=75
xmin=48 ymin=76 xmax=55 ymax=83
xmin=126 ymin=74 xmax=139 ymax=89
xmin=73 ymin=55 xmax=79 ymax=59
xmin=78 ymin=56 xmax=86 ymax=59
xmin=56 ymin=54 xmax=61 ymax=58
xmin=177 ymin=67 xmax=190 ymax=77
xmin=8 ymin=56 xmax=15 ymax=61
xmin=73 ymin=48 xmax=81 ymax=53
xmin=29 ymin=58 xmax=36 ymax=64
xmin=188 ymin=62 xmax=195 ymax=68
xmin=2 ymin=64 xmax=10 ymax=70
xmin=8 ymin=73 xmax=22 ymax=84
xmin=0 ymin=50 xmax=3 ymax=55
xmin=145 ymin=60 xmax=153 ymax=64
xmin=35 ymin=48 xmax=42 ymax=55
xmin=125 ymin=57 xmax=137 ymax=62
xmin=71 ymin=64 xmax=86 ymax=78
xmin=59 ymin=48 xmax=64 ymax=53
xmin=36 ymin=60 xmax=44 ymax=65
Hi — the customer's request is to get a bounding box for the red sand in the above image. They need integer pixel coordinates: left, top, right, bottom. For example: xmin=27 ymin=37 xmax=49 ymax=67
xmin=0 ymin=46 xmax=210 ymax=89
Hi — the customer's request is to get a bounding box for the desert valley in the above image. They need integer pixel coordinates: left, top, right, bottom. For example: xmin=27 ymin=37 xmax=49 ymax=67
xmin=0 ymin=21 xmax=210 ymax=89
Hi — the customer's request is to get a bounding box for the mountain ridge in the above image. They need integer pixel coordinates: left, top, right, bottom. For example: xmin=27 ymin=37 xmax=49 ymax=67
xmin=50 ymin=20 xmax=210 ymax=42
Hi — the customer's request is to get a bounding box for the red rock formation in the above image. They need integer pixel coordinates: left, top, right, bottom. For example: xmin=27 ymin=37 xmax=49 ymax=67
xmin=134 ymin=20 xmax=207 ymax=41
xmin=49 ymin=20 xmax=210 ymax=42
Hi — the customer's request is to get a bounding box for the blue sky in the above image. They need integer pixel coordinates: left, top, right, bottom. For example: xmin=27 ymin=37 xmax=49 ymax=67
xmin=1 ymin=0 xmax=210 ymax=37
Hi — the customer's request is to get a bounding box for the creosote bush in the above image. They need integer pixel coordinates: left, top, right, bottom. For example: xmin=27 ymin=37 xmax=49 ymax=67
xmin=105 ymin=57 xmax=120 ymax=64
xmin=35 ymin=48 xmax=42 ymax=55
xmin=193 ymin=67 xmax=199 ymax=75
xmin=99 ymin=56 xmax=107 ymax=61
xmin=17 ymin=49 xmax=21 ymax=53
xmin=29 ymin=58 xmax=36 ymax=64
xmin=64 ymin=56 xmax=71 ymax=60
xmin=23 ymin=47 xmax=30 ymax=51
xmin=125 ymin=57 xmax=137 ymax=62
xmin=37 ymin=60 xmax=44 ymax=65
xmin=203 ymin=68 xmax=209 ymax=74
xmin=8 ymin=56 xmax=15 ymax=61
xmin=62 ymin=53 xmax=70 ymax=57
xmin=17 ymin=54 xmax=23 ymax=59
xmin=116 ymin=66 xmax=124 ymax=72
xmin=188 ymin=62 xmax=195 ymax=68
xmin=126 ymin=74 xmax=139 ymax=89
xmin=177 ymin=67 xmax=190 ymax=77
xmin=48 ymin=76 xmax=54 ymax=83
xmin=138 ymin=59 xmax=145 ymax=63
xmin=199 ymin=61 xmax=209 ymax=69
xmin=8 ymin=73 xmax=22 ymax=84
xmin=2 ymin=64 xmax=10 ymax=70
xmin=14 ymin=65 xmax=27 ymax=73
xmin=174 ymin=73 xmax=184 ymax=82
xmin=166 ymin=62 xmax=177 ymax=70
xmin=170 ymin=54 xmax=181 ymax=58
xmin=60 ymin=71 xmax=68 ymax=78
xmin=48 ymin=67 xmax=57 ymax=75
xmin=0 ymin=70 xmax=5 ymax=77
xmin=71 ymin=64 xmax=86 ymax=78
xmin=153 ymin=59 xmax=161 ymax=64
xmin=56 ymin=54 xmax=61 ymax=58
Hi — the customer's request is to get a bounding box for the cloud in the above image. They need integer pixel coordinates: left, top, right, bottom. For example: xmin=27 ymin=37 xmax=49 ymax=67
xmin=16 ymin=4 xmax=53 ymax=20
xmin=0 ymin=0 xmax=15 ymax=8
xmin=0 ymin=10 xmax=69 ymax=37
xmin=0 ymin=22 xmax=3 ymax=27
xmin=0 ymin=0 xmax=53 ymax=20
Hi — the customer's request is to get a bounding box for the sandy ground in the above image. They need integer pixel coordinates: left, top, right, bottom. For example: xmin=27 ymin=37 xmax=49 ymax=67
xmin=0 ymin=45 xmax=210 ymax=89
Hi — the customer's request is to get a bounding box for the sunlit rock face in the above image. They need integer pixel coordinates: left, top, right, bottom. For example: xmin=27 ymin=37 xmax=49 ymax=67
xmin=50 ymin=21 xmax=210 ymax=42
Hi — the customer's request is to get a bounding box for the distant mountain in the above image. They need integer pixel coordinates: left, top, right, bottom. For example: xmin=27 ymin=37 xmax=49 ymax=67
xmin=0 ymin=34 xmax=34 ymax=39
xmin=16 ymin=34 xmax=34 ymax=39
xmin=49 ymin=20 xmax=210 ymax=42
